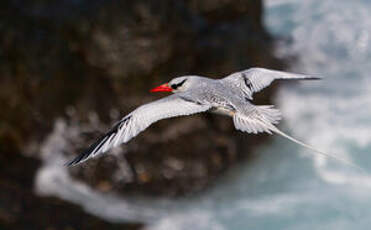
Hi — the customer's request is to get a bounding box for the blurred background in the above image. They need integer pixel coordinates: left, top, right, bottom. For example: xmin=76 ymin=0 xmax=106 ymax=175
xmin=1 ymin=0 xmax=371 ymax=229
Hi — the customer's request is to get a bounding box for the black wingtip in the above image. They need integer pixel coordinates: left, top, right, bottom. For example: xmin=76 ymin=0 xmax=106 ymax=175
xmin=64 ymin=138 xmax=103 ymax=167
xmin=64 ymin=158 xmax=79 ymax=167
xmin=308 ymin=76 xmax=322 ymax=80
xmin=64 ymin=115 xmax=132 ymax=167
xmin=65 ymin=151 xmax=88 ymax=167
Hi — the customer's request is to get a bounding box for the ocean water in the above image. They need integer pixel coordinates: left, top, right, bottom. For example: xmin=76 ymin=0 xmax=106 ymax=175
xmin=35 ymin=0 xmax=371 ymax=229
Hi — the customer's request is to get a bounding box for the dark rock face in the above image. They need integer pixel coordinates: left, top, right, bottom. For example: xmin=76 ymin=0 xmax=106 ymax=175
xmin=1 ymin=0 xmax=285 ymax=227
xmin=0 ymin=150 xmax=142 ymax=230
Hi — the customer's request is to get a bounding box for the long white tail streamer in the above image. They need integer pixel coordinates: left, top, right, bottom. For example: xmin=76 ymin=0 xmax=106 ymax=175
xmin=269 ymin=125 xmax=366 ymax=174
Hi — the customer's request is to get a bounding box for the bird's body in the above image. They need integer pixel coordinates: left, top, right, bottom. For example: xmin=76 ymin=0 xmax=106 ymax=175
xmin=66 ymin=68 xmax=363 ymax=172
xmin=176 ymin=77 xmax=250 ymax=116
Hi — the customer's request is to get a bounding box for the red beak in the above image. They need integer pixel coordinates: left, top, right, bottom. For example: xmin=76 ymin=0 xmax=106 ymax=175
xmin=150 ymin=83 xmax=172 ymax=92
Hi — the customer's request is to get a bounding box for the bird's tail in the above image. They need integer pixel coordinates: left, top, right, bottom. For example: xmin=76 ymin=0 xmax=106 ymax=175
xmin=268 ymin=125 xmax=365 ymax=173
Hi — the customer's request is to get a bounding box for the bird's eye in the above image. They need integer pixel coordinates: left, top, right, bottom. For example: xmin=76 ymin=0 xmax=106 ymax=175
xmin=171 ymin=79 xmax=187 ymax=90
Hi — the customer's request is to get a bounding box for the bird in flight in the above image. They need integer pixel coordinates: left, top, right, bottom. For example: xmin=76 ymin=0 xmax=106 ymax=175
xmin=66 ymin=68 xmax=362 ymax=172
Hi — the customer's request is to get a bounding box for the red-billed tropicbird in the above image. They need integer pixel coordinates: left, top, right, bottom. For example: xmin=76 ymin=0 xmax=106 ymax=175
xmin=66 ymin=68 xmax=362 ymax=172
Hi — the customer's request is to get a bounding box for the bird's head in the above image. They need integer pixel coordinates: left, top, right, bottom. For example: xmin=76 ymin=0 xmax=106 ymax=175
xmin=150 ymin=76 xmax=201 ymax=93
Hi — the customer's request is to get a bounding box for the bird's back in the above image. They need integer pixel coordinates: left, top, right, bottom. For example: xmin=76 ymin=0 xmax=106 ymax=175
xmin=181 ymin=77 xmax=254 ymax=113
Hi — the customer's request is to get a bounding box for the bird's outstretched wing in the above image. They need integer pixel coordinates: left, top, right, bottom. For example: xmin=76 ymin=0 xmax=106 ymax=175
xmin=223 ymin=68 xmax=320 ymax=98
xmin=66 ymin=95 xmax=211 ymax=166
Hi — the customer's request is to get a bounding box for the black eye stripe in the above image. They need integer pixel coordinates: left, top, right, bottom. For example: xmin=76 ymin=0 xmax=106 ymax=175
xmin=171 ymin=79 xmax=187 ymax=89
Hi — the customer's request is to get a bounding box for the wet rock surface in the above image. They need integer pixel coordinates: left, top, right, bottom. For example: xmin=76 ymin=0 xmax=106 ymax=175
xmin=0 ymin=150 xmax=142 ymax=230
xmin=1 ymin=0 xmax=285 ymax=227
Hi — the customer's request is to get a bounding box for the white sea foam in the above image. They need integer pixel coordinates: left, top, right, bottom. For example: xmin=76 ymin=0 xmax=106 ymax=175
xmin=265 ymin=0 xmax=371 ymax=180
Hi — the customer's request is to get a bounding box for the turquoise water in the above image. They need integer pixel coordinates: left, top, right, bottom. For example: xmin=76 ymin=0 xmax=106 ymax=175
xmin=36 ymin=0 xmax=371 ymax=229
